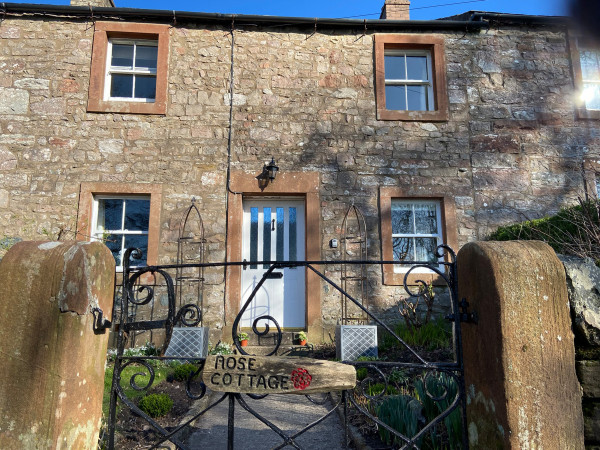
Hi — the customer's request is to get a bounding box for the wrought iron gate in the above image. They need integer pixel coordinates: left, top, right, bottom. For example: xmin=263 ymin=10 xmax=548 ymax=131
xmin=104 ymin=245 xmax=469 ymax=449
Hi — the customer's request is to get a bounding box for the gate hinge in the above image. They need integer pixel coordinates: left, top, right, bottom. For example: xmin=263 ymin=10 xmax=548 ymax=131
xmin=92 ymin=307 xmax=112 ymax=334
xmin=446 ymin=298 xmax=478 ymax=324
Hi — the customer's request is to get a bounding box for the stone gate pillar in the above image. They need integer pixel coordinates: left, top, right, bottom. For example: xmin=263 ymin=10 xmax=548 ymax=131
xmin=457 ymin=241 xmax=584 ymax=449
xmin=0 ymin=241 xmax=115 ymax=449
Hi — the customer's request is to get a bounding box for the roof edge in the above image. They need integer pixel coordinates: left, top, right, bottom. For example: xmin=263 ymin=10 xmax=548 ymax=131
xmin=0 ymin=3 xmax=568 ymax=30
xmin=443 ymin=10 xmax=569 ymax=26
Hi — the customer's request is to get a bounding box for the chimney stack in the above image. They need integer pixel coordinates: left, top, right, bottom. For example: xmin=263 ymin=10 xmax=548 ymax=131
xmin=380 ymin=0 xmax=410 ymax=20
xmin=70 ymin=0 xmax=115 ymax=6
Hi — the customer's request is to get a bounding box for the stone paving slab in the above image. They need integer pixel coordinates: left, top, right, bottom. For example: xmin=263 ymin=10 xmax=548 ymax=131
xmin=185 ymin=390 xmax=347 ymax=449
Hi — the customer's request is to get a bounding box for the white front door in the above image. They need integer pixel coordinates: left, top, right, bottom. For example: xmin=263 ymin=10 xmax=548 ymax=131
xmin=241 ymin=198 xmax=306 ymax=329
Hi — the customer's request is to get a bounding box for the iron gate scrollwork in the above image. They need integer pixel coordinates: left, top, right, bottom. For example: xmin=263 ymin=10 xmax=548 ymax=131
xmin=105 ymin=245 xmax=468 ymax=449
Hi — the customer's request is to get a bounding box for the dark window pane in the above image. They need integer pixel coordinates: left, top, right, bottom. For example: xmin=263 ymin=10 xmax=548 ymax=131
xmin=385 ymin=55 xmax=405 ymax=80
xmin=415 ymin=237 xmax=438 ymax=263
xmin=110 ymin=74 xmax=133 ymax=98
xmin=250 ymin=207 xmax=258 ymax=269
xmin=413 ymin=203 xmax=438 ymax=234
xmin=385 ymin=85 xmax=406 ymax=111
xmin=111 ymin=44 xmax=134 ymax=67
xmin=289 ymin=207 xmax=297 ymax=262
xmin=263 ymin=207 xmax=271 ymax=268
xmin=125 ymin=234 xmax=148 ymax=266
xmin=135 ymin=45 xmax=158 ymax=70
xmin=134 ymin=76 xmax=156 ymax=100
xmin=124 ymin=199 xmax=150 ymax=231
xmin=101 ymin=199 xmax=124 ymax=231
xmin=406 ymin=55 xmax=428 ymax=80
xmin=406 ymin=85 xmax=428 ymax=111
xmin=103 ymin=233 xmax=123 ymax=266
xmin=276 ymin=207 xmax=284 ymax=261
xmin=391 ymin=202 xmax=412 ymax=234
xmin=392 ymin=237 xmax=412 ymax=262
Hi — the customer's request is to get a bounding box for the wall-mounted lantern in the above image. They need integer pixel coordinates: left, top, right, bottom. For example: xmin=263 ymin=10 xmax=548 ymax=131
xmin=264 ymin=157 xmax=279 ymax=183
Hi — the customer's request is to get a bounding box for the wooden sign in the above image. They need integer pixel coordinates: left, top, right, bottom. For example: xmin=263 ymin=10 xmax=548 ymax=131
xmin=202 ymin=355 xmax=356 ymax=395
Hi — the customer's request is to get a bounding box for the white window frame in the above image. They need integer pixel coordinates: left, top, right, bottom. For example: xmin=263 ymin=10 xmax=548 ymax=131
xmin=391 ymin=199 xmax=443 ymax=273
xmin=104 ymin=38 xmax=158 ymax=103
xmin=91 ymin=195 xmax=151 ymax=270
xmin=578 ymin=45 xmax=600 ymax=111
xmin=384 ymin=49 xmax=435 ymax=112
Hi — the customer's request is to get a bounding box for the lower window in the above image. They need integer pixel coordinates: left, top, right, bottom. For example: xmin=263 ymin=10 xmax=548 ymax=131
xmin=92 ymin=196 xmax=150 ymax=269
xmin=379 ymin=187 xmax=458 ymax=286
xmin=391 ymin=199 xmax=442 ymax=271
xmin=77 ymin=182 xmax=162 ymax=271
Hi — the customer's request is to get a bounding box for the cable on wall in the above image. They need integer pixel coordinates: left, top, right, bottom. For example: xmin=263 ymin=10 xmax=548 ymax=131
xmin=222 ymin=17 xmax=240 ymax=326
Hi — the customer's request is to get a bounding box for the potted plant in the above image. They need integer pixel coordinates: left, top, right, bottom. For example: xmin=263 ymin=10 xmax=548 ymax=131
xmin=238 ymin=332 xmax=249 ymax=347
xmin=297 ymin=331 xmax=307 ymax=346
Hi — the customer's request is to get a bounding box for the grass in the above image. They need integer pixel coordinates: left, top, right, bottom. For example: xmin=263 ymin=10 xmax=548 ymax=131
xmin=379 ymin=317 xmax=452 ymax=353
xmin=396 ymin=317 xmax=452 ymax=351
xmin=102 ymin=361 xmax=171 ymax=417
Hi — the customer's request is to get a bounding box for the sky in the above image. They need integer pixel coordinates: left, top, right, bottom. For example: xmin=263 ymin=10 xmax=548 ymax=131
xmin=23 ymin=0 xmax=570 ymax=20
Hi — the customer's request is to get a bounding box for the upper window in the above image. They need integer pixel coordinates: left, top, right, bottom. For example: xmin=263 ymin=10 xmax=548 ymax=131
xmin=379 ymin=187 xmax=458 ymax=286
xmin=384 ymin=51 xmax=434 ymax=112
xmin=578 ymin=49 xmax=600 ymax=110
xmin=88 ymin=22 xmax=169 ymax=115
xmin=105 ymin=39 xmax=158 ymax=102
xmin=571 ymin=36 xmax=600 ymax=120
xmin=375 ymin=34 xmax=448 ymax=121
xmin=92 ymin=196 xmax=150 ymax=269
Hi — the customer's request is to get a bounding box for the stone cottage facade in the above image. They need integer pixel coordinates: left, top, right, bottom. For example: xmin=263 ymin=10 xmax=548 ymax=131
xmin=0 ymin=1 xmax=598 ymax=342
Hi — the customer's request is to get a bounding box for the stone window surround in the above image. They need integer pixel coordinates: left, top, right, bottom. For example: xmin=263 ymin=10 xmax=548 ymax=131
xmin=379 ymin=187 xmax=458 ymax=286
xmin=76 ymin=182 xmax=163 ymax=270
xmin=374 ymin=34 xmax=448 ymax=122
xmin=570 ymin=35 xmax=600 ymax=120
xmin=87 ymin=22 xmax=169 ymax=115
xmin=225 ymin=171 xmax=321 ymax=331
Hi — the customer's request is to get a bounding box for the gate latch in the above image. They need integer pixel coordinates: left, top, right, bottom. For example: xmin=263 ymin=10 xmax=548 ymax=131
xmin=92 ymin=307 xmax=112 ymax=334
xmin=446 ymin=298 xmax=478 ymax=324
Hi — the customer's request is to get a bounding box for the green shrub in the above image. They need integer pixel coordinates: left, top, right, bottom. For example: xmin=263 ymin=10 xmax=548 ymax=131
xmin=415 ymin=372 xmax=462 ymax=449
xmin=377 ymin=395 xmax=423 ymax=447
xmin=356 ymin=367 xmax=368 ymax=381
xmin=355 ymin=355 xmax=377 ymax=362
xmin=388 ymin=368 xmax=408 ymax=385
xmin=102 ymin=361 xmax=171 ymax=417
xmin=138 ymin=393 xmax=173 ymax=418
xmin=488 ymin=199 xmax=600 ymax=264
xmin=170 ymin=363 xmax=199 ymax=382
xmin=365 ymin=382 xmax=398 ymax=396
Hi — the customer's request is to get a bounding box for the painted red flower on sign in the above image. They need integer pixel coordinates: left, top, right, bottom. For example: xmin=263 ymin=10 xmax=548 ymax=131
xmin=291 ymin=368 xmax=312 ymax=390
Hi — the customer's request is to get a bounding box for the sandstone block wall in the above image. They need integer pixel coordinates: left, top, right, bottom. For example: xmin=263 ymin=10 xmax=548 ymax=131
xmin=0 ymin=10 xmax=596 ymax=339
xmin=0 ymin=241 xmax=114 ymax=449
xmin=458 ymin=241 xmax=584 ymax=449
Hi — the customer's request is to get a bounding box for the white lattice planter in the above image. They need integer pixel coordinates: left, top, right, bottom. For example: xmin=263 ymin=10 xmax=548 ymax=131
xmin=335 ymin=325 xmax=378 ymax=361
xmin=164 ymin=327 xmax=209 ymax=358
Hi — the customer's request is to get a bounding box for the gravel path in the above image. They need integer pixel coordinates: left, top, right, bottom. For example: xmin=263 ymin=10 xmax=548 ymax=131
xmin=185 ymin=390 xmax=347 ymax=449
